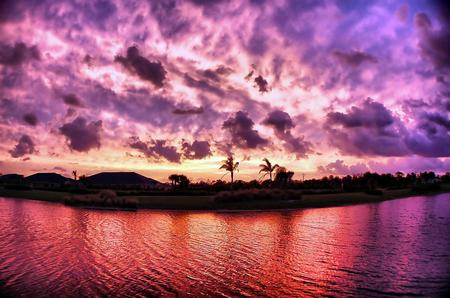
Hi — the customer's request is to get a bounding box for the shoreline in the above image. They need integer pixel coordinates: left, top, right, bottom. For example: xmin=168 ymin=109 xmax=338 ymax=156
xmin=0 ymin=186 xmax=449 ymax=212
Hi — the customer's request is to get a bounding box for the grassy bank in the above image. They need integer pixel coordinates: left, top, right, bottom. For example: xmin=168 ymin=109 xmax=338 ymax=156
xmin=1 ymin=185 xmax=448 ymax=211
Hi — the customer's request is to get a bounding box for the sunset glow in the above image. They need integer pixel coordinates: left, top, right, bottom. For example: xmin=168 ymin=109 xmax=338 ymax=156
xmin=0 ymin=0 xmax=449 ymax=182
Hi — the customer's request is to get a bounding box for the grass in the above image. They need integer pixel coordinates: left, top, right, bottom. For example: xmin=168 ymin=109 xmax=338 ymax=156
xmin=0 ymin=188 xmax=71 ymax=202
xmin=0 ymin=184 xmax=448 ymax=211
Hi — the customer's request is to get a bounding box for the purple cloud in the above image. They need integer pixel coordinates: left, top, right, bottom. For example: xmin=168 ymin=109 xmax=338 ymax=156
xmin=0 ymin=42 xmax=40 ymax=66
xmin=222 ymin=111 xmax=268 ymax=149
xmin=415 ymin=11 xmax=450 ymax=70
xmin=263 ymin=110 xmax=312 ymax=158
xmin=9 ymin=135 xmax=36 ymax=158
xmin=332 ymin=50 xmax=378 ymax=67
xmin=254 ymin=75 xmax=269 ymax=93
xmin=325 ymin=99 xmax=410 ymax=156
xmin=62 ymin=94 xmax=84 ymax=107
xmin=317 ymin=159 xmax=369 ymax=175
xmin=59 ymin=117 xmax=102 ymax=152
xmin=115 ymin=46 xmax=167 ymax=88
xmin=23 ymin=113 xmax=38 ymax=126
xmin=182 ymin=140 xmax=212 ymax=159
xmin=172 ymin=106 xmax=204 ymax=115
xmin=129 ymin=136 xmax=181 ymax=163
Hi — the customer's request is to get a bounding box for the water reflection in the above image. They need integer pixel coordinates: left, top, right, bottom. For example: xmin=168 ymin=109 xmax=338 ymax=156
xmin=0 ymin=194 xmax=449 ymax=296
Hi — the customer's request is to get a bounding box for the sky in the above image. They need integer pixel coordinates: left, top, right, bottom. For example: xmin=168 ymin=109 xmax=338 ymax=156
xmin=0 ymin=0 xmax=449 ymax=182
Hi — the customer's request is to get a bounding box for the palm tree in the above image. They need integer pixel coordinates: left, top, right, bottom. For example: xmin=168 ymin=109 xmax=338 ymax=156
xmin=220 ymin=156 xmax=239 ymax=184
xmin=72 ymin=170 xmax=77 ymax=181
xmin=259 ymin=158 xmax=279 ymax=181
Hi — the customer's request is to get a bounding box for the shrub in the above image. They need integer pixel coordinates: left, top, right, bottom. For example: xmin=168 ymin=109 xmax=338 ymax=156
xmin=365 ymin=189 xmax=383 ymax=196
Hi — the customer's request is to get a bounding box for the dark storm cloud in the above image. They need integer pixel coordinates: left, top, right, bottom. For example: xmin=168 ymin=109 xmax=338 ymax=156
xmin=0 ymin=98 xmax=42 ymax=126
xmin=332 ymin=50 xmax=378 ymax=67
xmin=62 ymin=94 xmax=84 ymax=107
xmin=201 ymin=65 xmax=232 ymax=82
xmin=222 ymin=111 xmax=268 ymax=149
xmin=254 ymin=75 xmax=269 ymax=93
xmin=262 ymin=110 xmax=294 ymax=134
xmin=182 ymin=140 xmax=212 ymax=159
xmin=82 ymin=0 xmax=117 ymax=30
xmin=115 ymin=46 xmax=167 ymax=88
xmin=263 ymin=110 xmax=312 ymax=158
xmin=184 ymin=74 xmax=225 ymax=97
xmin=327 ymin=99 xmax=394 ymax=128
xmin=405 ymin=112 xmax=450 ymax=157
xmin=59 ymin=117 xmax=102 ymax=152
xmin=325 ymin=99 xmax=410 ymax=157
xmin=0 ymin=42 xmax=40 ymax=66
xmin=23 ymin=113 xmax=38 ymax=126
xmin=129 ymin=136 xmax=181 ymax=163
xmin=415 ymin=11 xmax=450 ymax=70
xmin=149 ymin=0 xmax=191 ymax=39
xmin=0 ymin=0 xmax=29 ymax=24
xmin=172 ymin=106 xmax=204 ymax=115
xmin=247 ymin=27 xmax=268 ymax=56
xmin=9 ymin=135 xmax=36 ymax=158
xmin=425 ymin=112 xmax=450 ymax=131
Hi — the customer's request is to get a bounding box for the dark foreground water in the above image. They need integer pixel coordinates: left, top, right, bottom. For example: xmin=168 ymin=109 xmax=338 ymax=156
xmin=0 ymin=194 xmax=449 ymax=297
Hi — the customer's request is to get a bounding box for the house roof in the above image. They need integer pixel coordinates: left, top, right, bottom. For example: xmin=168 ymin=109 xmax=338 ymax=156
xmin=85 ymin=172 xmax=160 ymax=185
xmin=24 ymin=173 xmax=72 ymax=184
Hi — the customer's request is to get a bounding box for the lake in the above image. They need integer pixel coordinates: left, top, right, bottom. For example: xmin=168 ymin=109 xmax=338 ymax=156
xmin=1 ymin=194 xmax=449 ymax=297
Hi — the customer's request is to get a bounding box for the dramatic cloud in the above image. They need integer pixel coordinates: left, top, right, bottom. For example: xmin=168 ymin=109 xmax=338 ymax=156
xmin=317 ymin=159 xmax=369 ymax=175
xmin=325 ymin=99 xmax=409 ymax=156
xmin=62 ymin=94 xmax=84 ymax=107
xmin=332 ymin=50 xmax=378 ymax=67
xmin=129 ymin=137 xmax=181 ymax=163
xmin=59 ymin=117 xmax=102 ymax=152
xmin=263 ymin=110 xmax=312 ymax=158
xmin=172 ymin=106 xmax=204 ymax=115
xmin=0 ymin=42 xmax=40 ymax=66
xmin=115 ymin=46 xmax=167 ymax=88
xmin=23 ymin=113 xmax=38 ymax=126
xmin=262 ymin=110 xmax=294 ymax=134
xmin=222 ymin=111 xmax=268 ymax=149
xmin=254 ymin=75 xmax=269 ymax=93
xmin=415 ymin=11 xmax=450 ymax=70
xmin=9 ymin=135 xmax=36 ymax=158
xmin=182 ymin=140 xmax=212 ymax=159
xmin=405 ymin=112 xmax=450 ymax=157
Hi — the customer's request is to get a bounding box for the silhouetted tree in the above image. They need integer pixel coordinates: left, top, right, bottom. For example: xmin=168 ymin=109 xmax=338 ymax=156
xmin=220 ymin=156 xmax=239 ymax=185
xmin=169 ymin=174 xmax=180 ymax=187
xmin=259 ymin=158 xmax=279 ymax=181
xmin=178 ymin=175 xmax=190 ymax=189
xmin=274 ymin=167 xmax=294 ymax=187
xmin=72 ymin=170 xmax=77 ymax=181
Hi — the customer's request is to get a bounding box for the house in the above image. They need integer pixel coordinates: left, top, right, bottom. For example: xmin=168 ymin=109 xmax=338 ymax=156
xmin=84 ymin=172 xmax=161 ymax=189
xmin=24 ymin=173 xmax=73 ymax=188
xmin=0 ymin=174 xmax=24 ymax=185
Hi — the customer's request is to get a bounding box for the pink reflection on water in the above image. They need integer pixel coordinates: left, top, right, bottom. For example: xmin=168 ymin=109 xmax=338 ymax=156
xmin=0 ymin=194 xmax=449 ymax=296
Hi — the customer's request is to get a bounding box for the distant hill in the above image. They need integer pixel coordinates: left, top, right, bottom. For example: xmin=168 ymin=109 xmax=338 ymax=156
xmin=24 ymin=173 xmax=72 ymax=184
xmin=0 ymin=174 xmax=24 ymax=183
xmin=85 ymin=172 xmax=160 ymax=187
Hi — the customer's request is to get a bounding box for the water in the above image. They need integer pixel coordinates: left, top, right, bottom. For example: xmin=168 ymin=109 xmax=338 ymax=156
xmin=0 ymin=194 xmax=449 ymax=297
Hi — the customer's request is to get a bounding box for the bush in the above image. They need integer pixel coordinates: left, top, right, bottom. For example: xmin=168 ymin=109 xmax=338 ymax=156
xmin=365 ymin=189 xmax=383 ymax=196
xmin=64 ymin=190 xmax=137 ymax=209
xmin=412 ymin=183 xmax=441 ymax=192
xmin=4 ymin=184 xmax=32 ymax=190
